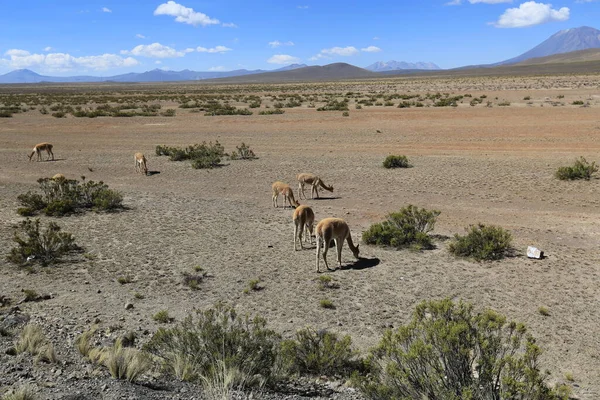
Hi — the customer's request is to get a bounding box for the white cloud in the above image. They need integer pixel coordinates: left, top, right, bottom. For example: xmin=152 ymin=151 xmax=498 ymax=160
xmin=361 ymin=46 xmax=381 ymax=53
xmin=196 ymin=45 xmax=232 ymax=53
xmin=494 ymin=1 xmax=569 ymax=28
xmin=155 ymin=60 xmax=162 ymax=64
xmin=6 ymin=49 xmax=32 ymax=57
xmin=44 ymin=46 xmax=53 ymax=52
xmin=153 ymin=1 xmax=220 ymax=26
xmin=372 ymin=36 xmax=380 ymax=40
xmin=222 ymin=22 xmax=237 ymax=28
xmin=1 ymin=49 xmax=138 ymax=71
xmin=321 ymin=46 xmax=359 ymax=56
xmin=208 ymin=66 xmax=226 ymax=71
xmin=297 ymin=5 xmax=309 ymax=9
xmin=267 ymin=54 xmax=301 ymax=64
xmin=135 ymin=34 xmax=146 ymax=39
xmin=269 ymin=40 xmax=295 ymax=48
xmin=446 ymin=0 xmax=462 ymax=4
xmin=121 ymin=42 xmax=188 ymax=58
xmin=102 ymin=7 xmax=112 ymax=12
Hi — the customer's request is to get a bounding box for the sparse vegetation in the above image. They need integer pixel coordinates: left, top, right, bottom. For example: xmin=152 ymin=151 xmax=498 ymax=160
xmin=555 ymin=156 xmax=598 ymax=180
xmin=448 ymin=223 xmax=513 ymax=261
xmin=117 ymin=276 xmax=133 ymax=285
xmin=362 ymin=205 xmax=440 ymax=250
xmin=145 ymin=303 xmax=281 ymax=387
xmin=15 ymin=324 xmax=58 ymax=364
xmin=355 ymin=298 xmax=563 ymax=400
xmin=17 ymin=177 xmax=124 ymax=216
xmin=382 ymin=155 xmax=411 ymax=169
xmin=1 ymin=385 xmax=37 ymax=400
xmin=155 ymin=142 xmax=225 ymax=169
xmin=319 ymin=299 xmax=335 ymax=309
xmin=538 ymin=306 xmax=550 ymax=316
xmin=229 ymin=142 xmax=257 ymax=160
xmin=8 ymin=218 xmax=81 ymax=267
xmin=153 ymin=310 xmax=173 ymax=324
xmin=280 ymin=327 xmax=360 ymax=377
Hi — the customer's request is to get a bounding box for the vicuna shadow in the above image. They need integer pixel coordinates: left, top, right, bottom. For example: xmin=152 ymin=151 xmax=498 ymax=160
xmin=146 ymin=171 xmax=161 ymax=176
xmin=309 ymin=196 xmax=341 ymax=201
xmin=340 ymin=257 xmax=380 ymax=271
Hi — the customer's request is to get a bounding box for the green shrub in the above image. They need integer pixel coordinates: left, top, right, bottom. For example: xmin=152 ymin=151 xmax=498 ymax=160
xmin=572 ymin=100 xmax=584 ymax=105
xmin=145 ymin=303 xmax=281 ymax=386
xmin=342 ymin=111 xmax=350 ymax=117
xmin=161 ymin=109 xmax=176 ymax=117
xmin=355 ymin=299 xmax=563 ymax=400
xmin=279 ymin=327 xmax=360 ymax=377
xmin=155 ymin=142 xmax=225 ymax=169
xmin=16 ymin=178 xmax=124 ymax=216
xmin=362 ymin=205 xmax=440 ymax=250
xmin=153 ymin=310 xmax=173 ymax=324
xmin=319 ymin=299 xmax=335 ymax=309
xmin=51 ymin=111 xmax=66 ymax=118
xmin=229 ymin=143 xmax=257 ymax=160
xmin=7 ymin=219 xmax=81 ymax=267
xmin=555 ymin=156 xmax=598 ymax=180
xmin=448 ymin=223 xmax=512 ymax=261
xmin=317 ymin=99 xmax=349 ymax=111
xmin=258 ymin=109 xmax=284 ymax=115
xmin=383 ymin=155 xmax=410 ymax=169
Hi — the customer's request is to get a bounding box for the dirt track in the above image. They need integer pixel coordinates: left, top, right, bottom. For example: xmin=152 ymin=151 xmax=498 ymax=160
xmin=1 ymin=79 xmax=600 ymax=398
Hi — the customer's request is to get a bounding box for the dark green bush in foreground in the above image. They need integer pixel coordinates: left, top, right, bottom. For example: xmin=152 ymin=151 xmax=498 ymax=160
xmin=448 ymin=223 xmax=512 ymax=261
xmin=8 ymin=218 xmax=81 ymax=267
xmin=355 ymin=298 xmax=565 ymax=400
xmin=17 ymin=177 xmax=123 ymax=217
xmin=362 ymin=205 xmax=440 ymax=250
xmin=383 ymin=155 xmax=410 ymax=169
xmin=280 ymin=327 xmax=361 ymax=377
xmin=555 ymin=156 xmax=598 ymax=180
xmin=144 ymin=303 xmax=281 ymax=386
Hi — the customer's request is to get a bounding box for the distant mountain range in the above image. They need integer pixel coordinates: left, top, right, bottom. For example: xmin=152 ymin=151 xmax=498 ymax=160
xmin=365 ymin=61 xmax=440 ymax=72
xmin=0 ymin=64 xmax=309 ymax=84
xmin=1 ymin=26 xmax=600 ymax=84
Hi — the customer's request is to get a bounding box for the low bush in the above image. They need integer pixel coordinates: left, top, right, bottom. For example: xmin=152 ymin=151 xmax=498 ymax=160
xmin=555 ymin=156 xmax=598 ymax=180
xmin=1 ymin=385 xmax=37 ymax=400
xmin=16 ymin=177 xmax=124 ymax=216
xmin=145 ymin=303 xmax=281 ymax=387
xmin=279 ymin=327 xmax=361 ymax=377
xmin=362 ymin=205 xmax=440 ymax=250
xmin=155 ymin=142 xmax=225 ymax=169
xmin=15 ymin=324 xmax=58 ymax=364
xmin=382 ymin=155 xmax=410 ymax=169
xmin=356 ymin=299 xmax=563 ymax=400
xmin=448 ymin=223 xmax=512 ymax=261
xmin=259 ymin=109 xmax=284 ymax=115
xmin=7 ymin=219 xmax=81 ymax=267
xmin=229 ymin=143 xmax=257 ymax=160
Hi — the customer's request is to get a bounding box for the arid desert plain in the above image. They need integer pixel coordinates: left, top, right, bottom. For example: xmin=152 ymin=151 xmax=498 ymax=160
xmin=1 ymin=74 xmax=600 ymax=399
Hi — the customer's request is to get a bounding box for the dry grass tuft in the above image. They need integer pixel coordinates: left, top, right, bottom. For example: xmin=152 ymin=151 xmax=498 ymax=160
xmin=14 ymin=324 xmax=58 ymax=364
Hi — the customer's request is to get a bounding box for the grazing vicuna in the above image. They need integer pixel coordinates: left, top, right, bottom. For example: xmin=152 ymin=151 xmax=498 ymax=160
xmin=28 ymin=143 xmax=54 ymax=162
xmin=272 ymin=181 xmax=300 ymax=209
xmin=293 ymin=205 xmax=315 ymax=250
xmin=315 ymin=218 xmax=359 ymax=272
xmin=134 ymin=152 xmax=148 ymax=175
xmin=297 ymin=173 xmax=334 ymax=199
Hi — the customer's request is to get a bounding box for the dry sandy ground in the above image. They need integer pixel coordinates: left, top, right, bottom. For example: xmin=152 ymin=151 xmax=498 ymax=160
xmin=1 ymin=78 xmax=600 ymax=398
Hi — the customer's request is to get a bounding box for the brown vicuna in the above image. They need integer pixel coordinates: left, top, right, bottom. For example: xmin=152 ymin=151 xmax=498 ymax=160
xmin=315 ymin=218 xmax=359 ymax=272
xmin=134 ymin=152 xmax=148 ymax=175
xmin=297 ymin=173 xmax=334 ymax=199
xmin=293 ymin=205 xmax=315 ymax=250
xmin=272 ymin=181 xmax=300 ymax=208
xmin=28 ymin=143 xmax=54 ymax=162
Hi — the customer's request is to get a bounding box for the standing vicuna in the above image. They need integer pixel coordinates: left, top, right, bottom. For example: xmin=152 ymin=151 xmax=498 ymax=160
xmin=272 ymin=181 xmax=300 ymax=209
xmin=293 ymin=205 xmax=315 ymax=250
xmin=315 ymin=218 xmax=359 ymax=272
xmin=297 ymin=173 xmax=334 ymax=200
xmin=28 ymin=143 xmax=54 ymax=162
xmin=134 ymin=152 xmax=148 ymax=175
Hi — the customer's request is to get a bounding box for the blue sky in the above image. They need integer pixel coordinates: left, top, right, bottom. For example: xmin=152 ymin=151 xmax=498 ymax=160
xmin=0 ymin=1 xmax=598 ymax=76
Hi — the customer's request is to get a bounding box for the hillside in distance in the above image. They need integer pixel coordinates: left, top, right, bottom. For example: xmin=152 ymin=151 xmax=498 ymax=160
xmin=498 ymin=26 xmax=600 ymax=65
xmin=209 ymin=63 xmax=379 ymax=83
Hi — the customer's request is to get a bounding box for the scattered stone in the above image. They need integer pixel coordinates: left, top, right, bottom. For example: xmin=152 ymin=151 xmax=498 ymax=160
xmin=125 ymin=303 xmax=134 ymax=310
